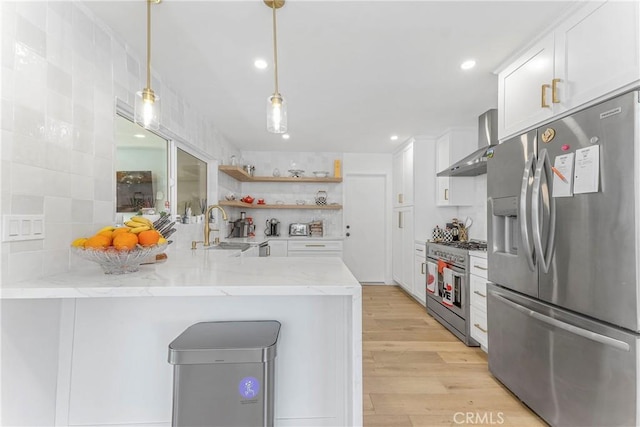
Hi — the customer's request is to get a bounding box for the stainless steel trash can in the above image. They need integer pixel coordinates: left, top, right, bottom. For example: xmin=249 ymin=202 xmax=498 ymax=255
xmin=168 ymin=320 xmax=281 ymax=427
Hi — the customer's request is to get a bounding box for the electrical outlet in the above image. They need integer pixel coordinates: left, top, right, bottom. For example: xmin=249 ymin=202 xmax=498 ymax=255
xmin=2 ymin=215 xmax=45 ymax=242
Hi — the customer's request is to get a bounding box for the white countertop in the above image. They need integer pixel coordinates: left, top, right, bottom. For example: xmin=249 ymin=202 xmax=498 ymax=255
xmin=1 ymin=250 xmax=360 ymax=299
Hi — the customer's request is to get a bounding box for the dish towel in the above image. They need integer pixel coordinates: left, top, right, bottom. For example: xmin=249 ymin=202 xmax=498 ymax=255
xmin=427 ymin=262 xmax=437 ymax=294
xmin=442 ymin=267 xmax=455 ymax=307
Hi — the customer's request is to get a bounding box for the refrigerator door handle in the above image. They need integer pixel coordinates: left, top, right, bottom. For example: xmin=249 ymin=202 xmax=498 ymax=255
xmin=520 ymin=156 xmax=536 ymax=271
xmin=531 ymin=148 xmax=556 ymax=273
xmin=492 ymin=292 xmax=630 ymax=352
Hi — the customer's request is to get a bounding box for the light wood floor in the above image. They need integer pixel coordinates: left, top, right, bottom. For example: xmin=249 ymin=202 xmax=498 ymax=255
xmin=362 ymin=285 xmax=547 ymax=427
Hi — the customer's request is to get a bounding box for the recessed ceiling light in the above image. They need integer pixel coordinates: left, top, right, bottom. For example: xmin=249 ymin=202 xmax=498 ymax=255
xmin=460 ymin=60 xmax=476 ymax=70
xmin=390 ymin=135 xmax=398 ymax=141
xmin=254 ymin=59 xmax=268 ymax=70
xmin=133 ymin=133 xmax=146 ymax=138
xmin=282 ymin=133 xmax=290 ymax=140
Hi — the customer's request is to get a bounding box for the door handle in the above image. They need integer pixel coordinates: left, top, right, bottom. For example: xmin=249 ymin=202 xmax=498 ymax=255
xmin=552 ymin=78 xmax=561 ymax=103
xmin=531 ymin=148 xmax=556 ymax=273
xmin=474 ymin=323 xmax=488 ymax=333
xmin=520 ymin=156 xmax=536 ymax=272
xmin=492 ymin=292 xmax=630 ymax=352
xmin=421 ymin=262 xmax=426 ymax=275
xmin=541 ymin=84 xmax=550 ymax=108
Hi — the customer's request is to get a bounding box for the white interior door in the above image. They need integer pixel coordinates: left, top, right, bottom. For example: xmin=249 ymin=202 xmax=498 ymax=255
xmin=343 ymin=174 xmax=386 ymax=282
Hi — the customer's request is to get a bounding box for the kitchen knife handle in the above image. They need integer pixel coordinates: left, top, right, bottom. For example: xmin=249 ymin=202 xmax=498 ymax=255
xmin=541 ymin=84 xmax=550 ymax=108
xmin=552 ymin=78 xmax=561 ymax=103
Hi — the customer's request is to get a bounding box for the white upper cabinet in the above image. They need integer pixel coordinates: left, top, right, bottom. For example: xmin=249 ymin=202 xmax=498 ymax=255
xmin=435 ymin=129 xmax=475 ymax=206
xmin=498 ymin=1 xmax=640 ymax=140
xmin=498 ymin=34 xmax=556 ymax=140
xmin=393 ymin=142 xmax=414 ymax=207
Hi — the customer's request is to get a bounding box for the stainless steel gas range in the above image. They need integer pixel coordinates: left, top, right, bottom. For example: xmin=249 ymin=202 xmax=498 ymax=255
xmin=425 ymin=240 xmax=487 ymax=346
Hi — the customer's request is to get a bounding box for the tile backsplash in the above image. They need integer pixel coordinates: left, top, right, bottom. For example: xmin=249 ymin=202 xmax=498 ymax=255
xmin=1 ymin=2 xmax=238 ymax=284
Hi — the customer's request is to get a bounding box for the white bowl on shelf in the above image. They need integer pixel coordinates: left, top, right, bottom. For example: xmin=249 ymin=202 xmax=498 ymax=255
xmin=313 ymin=171 xmax=330 ymax=178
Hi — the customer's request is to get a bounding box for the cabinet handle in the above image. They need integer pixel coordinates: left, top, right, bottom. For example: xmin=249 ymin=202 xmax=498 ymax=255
xmin=474 ymin=323 xmax=488 ymax=333
xmin=398 ymin=193 xmax=403 ymax=204
xmin=399 ymin=211 xmax=403 ymax=228
xmin=552 ymin=78 xmax=561 ymax=103
xmin=421 ymin=262 xmax=426 ymax=274
xmin=473 ymin=264 xmax=488 ymax=270
xmin=267 ymin=246 xmax=271 ymax=256
xmin=473 ymin=290 xmax=486 ymax=298
xmin=444 ymin=188 xmax=449 ymax=201
xmin=305 ymin=244 xmax=326 ymax=247
xmin=541 ymin=84 xmax=550 ymax=108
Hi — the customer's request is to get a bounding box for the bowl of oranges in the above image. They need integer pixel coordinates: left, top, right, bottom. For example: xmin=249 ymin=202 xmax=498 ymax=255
xmin=71 ymin=217 xmax=168 ymax=274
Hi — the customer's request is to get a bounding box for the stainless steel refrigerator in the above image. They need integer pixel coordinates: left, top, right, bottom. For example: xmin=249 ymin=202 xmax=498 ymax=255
xmin=487 ymin=89 xmax=640 ymax=427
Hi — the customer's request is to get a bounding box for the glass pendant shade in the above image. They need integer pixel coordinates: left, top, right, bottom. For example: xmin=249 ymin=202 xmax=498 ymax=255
xmin=135 ymin=88 xmax=160 ymax=131
xmin=267 ymin=94 xmax=287 ymax=134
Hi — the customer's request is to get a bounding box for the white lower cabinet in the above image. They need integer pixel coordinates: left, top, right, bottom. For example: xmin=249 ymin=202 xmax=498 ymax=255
xmin=392 ymin=207 xmax=414 ymax=294
xmin=413 ymin=243 xmax=426 ymax=306
xmin=469 ymin=255 xmax=489 ymax=351
xmin=287 ymin=240 xmax=343 ymax=258
xmin=267 ymin=240 xmax=288 ymax=257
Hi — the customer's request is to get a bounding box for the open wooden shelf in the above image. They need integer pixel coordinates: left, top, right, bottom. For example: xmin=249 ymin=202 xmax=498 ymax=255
xmin=218 ymin=200 xmax=342 ymax=210
xmin=219 ymin=165 xmax=342 ymax=183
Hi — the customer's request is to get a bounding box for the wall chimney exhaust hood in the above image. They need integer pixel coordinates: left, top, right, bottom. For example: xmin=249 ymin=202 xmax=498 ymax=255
xmin=437 ymin=109 xmax=498 ymax=177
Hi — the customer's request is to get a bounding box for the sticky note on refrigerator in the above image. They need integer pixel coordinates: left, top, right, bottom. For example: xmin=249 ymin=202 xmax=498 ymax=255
xmin=552 ymin=153 xmax=574 ymax=197
xmin=573 ymin=145 xmax=600 ymax=194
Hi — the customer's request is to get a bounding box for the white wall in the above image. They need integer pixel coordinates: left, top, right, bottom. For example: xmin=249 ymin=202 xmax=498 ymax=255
xmin=343 ymin=152 xmax=392 ymax=283
xmin=0 ymin=1 xmax=240 ymax=284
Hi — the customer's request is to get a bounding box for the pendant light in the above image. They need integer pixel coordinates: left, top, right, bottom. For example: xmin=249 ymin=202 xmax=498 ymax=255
xmin=265 ymin=0 xmax=287 ymax=134
xmin=135 ymin=0 xmax=161 ymax=130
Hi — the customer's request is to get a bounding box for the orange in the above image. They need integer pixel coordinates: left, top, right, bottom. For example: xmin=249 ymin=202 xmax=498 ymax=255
xmin=83 ymin=234 xmax=111 ymax=250
xmin=113 ymin=233 xmax=138 ymax=251
xmin=97 ymin=229 xmax=114 ymax=242
xmin=112 ymin=227 xmax=131 ymax=237
xmin=138 ymin=229 xmax=160 ymax=247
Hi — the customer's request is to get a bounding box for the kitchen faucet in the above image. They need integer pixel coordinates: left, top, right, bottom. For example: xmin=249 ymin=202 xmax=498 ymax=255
xmin=203 ymin=205 xmax=228 ymax=246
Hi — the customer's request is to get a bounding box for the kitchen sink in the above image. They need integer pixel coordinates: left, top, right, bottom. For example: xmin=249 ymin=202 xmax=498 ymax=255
xmin=206 ymin=242 xmax=251 ymax=251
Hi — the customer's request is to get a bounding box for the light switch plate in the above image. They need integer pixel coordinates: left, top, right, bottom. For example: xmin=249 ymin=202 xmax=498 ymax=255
xmin=2 ymin=215 xmax=45 ymax=242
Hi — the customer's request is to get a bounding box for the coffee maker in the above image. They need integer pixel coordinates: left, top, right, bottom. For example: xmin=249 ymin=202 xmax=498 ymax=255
xmin=229 ymin=212 xmax=253 ymax=238
xmin=265 ymin=218 xmax=281 ymax=237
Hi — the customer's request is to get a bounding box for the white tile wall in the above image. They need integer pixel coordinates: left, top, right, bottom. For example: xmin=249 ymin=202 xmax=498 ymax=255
xmin=219 ymin=151 xmax=344 ymax=237
xmin=1 ymin=1 xmax=239 ymax=284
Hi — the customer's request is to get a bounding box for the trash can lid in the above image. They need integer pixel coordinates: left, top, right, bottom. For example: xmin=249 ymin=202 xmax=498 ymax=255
xmin=168 ymin=320 xmax=281 ymax=365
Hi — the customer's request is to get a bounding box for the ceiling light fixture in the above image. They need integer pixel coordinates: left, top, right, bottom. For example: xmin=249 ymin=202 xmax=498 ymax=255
xmin=134 ymin=0 xmax=161 ymax=130
xmin=282 ymin=133 xmax=290 ymax=140
xmin=254 ymin=59 xmax=268 ymax=70
xmin=460 ymin=60 xmax=476 ymax=70
xmin=265 ymin=0 xmax=287 ymax=134
xmin=390 ymin=135 xmax=399 ymax=141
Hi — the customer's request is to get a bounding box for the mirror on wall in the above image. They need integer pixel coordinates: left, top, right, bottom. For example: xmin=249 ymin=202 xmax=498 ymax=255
xmin=115 ymin=114 xmax=169 ymax=214
xmin=176 ymin=148 xmax=208 ymax=218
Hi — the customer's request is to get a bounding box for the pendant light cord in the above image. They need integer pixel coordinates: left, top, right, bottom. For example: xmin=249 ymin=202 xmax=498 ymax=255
xmin=146 ymin=0 xmax=152 ymax=90
xmin=272 ymin=1 xmax=279 ymax=95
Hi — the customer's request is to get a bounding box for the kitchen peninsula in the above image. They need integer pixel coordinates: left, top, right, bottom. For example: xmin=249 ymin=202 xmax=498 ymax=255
xmin=1 ymin=251 xmax=362 ymax=427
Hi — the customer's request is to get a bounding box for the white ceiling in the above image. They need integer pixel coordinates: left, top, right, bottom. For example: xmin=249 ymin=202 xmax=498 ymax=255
xmin=84 ymin=0 xmax=577 ymax=153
